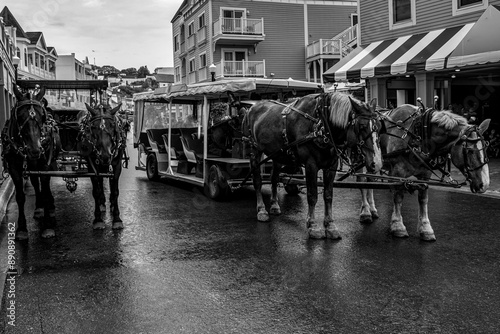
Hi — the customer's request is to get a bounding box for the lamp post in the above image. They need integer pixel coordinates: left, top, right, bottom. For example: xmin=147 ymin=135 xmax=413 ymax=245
xmin=12 ymin=55 xmax=20 ymax=82
xmin=209 ymin=63 xmax=216 ymax=82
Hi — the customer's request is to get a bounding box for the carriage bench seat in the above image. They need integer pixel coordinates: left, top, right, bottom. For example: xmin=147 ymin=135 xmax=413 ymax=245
xmin=134 ymin=132 xmax=151 ymax=149
xmin=146 ymin=128 xmax=169 ymax=153
xmin=162 ymin=133 xmax=186 ymax=160
xmin=179 ymin=128 xmax=218 ymax=176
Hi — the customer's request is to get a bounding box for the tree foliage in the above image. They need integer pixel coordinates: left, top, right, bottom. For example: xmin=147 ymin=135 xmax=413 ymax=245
xmin=137 ymin=65 xmax=150 ymax=78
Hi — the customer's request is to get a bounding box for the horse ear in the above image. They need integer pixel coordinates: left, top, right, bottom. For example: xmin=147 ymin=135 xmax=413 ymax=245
xmin=13 ymin=84 xmax=24 ymax=101
xmin=478 ymin=118 xmax=491 ymax=135
xmin=348 ymin=96 xmax=361 ymax=112
xmin=85 ymin=103 xmax=98 ymax=117
xmin=35 ymin=86 xmax=46 ymax=101
xmin=109 ymin=104 xmax=121 ymax=116
xmin=369 ymin=98 xmax=378 ymax=112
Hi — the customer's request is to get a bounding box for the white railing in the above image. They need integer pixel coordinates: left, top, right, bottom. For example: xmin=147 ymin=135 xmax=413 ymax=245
xmin=306 ymin=39 xmax=342 ymax=58
xmin=197 ymin=26 xmax=207 ymax=44
xmin=214 ymin=60 xmax=265 ymax=77
xmin=28 ymin=64 xmax=56 ymax=79
xmin=331 ymin=24 xmax=358 ymax=45
xmin=213 ymin=17 xmax=264 ymax=36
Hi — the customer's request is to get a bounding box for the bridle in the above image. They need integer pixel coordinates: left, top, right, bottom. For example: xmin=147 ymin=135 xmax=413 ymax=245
xmin=347 ymin=114 xmax=380 ymax=155
xmin=453 ymin=125 xmax=489 ymax=181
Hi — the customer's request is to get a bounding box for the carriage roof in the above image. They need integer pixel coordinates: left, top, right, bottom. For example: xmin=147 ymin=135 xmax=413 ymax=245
xmin=16 ymin=79 xmax=109 ymax=90
xmin=133 ymin=78 xmax=321 ymax=103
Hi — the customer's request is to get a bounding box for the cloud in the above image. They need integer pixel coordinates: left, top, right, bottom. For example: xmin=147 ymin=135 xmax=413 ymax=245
xmin=82 ymin=0 xmax=104 ymax=8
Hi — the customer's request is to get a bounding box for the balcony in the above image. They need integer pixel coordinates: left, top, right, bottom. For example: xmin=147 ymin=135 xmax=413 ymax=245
xmin=213 ymin=60 xmax=266 ymax=79
xmin=29 ymin=64 xmax=56 ymax=80
xmin=213 ymin=17 xmax=265 ymax=46
xmin=306 ymin=24 xmax=357 ymax=61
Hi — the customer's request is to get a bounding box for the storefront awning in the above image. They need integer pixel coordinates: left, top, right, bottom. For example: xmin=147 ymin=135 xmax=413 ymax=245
xmin=447 ymin=5 xmax=500 ymax=69
xmin=324 ymin=23 xmax=474 ymax=82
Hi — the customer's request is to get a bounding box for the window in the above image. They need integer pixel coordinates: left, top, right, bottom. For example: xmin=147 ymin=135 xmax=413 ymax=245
xmin=174 ymin=35 xmax=179 ymax=52
xmin=189 ymin=58 xmax=196 ymax=73
xmin=452 ymin=0 xmax=488 ymax=16
xmin=175 ymin=66 xmax=180 ymax=82
xmin=199 ymin=53 xmax=206 ymax=68
xmin=188 ymin=21 xmax=195 ymax=36
xmin=389 ymin=0 xmax=416 ymax=30
xmin=198 ymin=13 xmax=205 ymax=28
xmin=24 ymin=49 xmax=28 ymax=66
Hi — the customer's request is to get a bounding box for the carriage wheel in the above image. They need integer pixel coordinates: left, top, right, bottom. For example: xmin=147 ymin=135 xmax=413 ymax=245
xmin=204 ymin=165 xmax=230 ymax=200
xmin=146 ymin=153 xmax=160 ymax=181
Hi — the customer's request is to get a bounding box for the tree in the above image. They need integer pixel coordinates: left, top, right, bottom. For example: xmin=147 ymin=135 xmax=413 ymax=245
xmin=137 ymin=65 xmax=150 ymax=78
xmin=120 ymin=67 xmax=138 ymax=77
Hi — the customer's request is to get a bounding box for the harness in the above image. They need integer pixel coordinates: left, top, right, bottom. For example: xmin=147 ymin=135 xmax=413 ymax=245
xmin=78 ymin=110 xmax=126 ymax=173
xmin=1 ymin=99 xmax=56 ymax=177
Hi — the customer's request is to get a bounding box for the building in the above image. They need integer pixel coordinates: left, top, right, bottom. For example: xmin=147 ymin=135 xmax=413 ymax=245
xmin=0 ymin=12 xmax=18 ymax=168
xmin=0 ymin=7 xmax=57 ymax=82
xmin=54 ymin=53 xmax=99 ymax=109
xmin=324 ymin=0 xmax=500 ymax=125
xmin=171 ymin=0 xmax=357 ymax=85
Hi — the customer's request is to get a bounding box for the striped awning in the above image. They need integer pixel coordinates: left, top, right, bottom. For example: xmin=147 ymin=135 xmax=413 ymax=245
xmin=324 ymin=24 xmax=474 ymax=82
xmin=447 ymin=5 xmax=500 ymax=69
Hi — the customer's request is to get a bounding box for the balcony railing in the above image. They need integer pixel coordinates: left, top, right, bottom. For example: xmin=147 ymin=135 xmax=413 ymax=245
xmin=214 ymin=60 xmax=265 ymax=78
xmin=213 ymin=17 xmax=264 ymax=36
xmin=331 ymin=24 xmax=358 ymax=46
xmin=29 ymin=64 xmax=56 ymax=79
xmin=306 ymin=24 xmax=358 ymax=60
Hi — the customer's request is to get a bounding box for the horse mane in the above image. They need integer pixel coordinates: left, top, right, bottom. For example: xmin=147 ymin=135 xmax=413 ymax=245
xmin=431 ymin=110 xmax=468 ymax=130
xmin=328 ymin=92 xmax=355 ymax=129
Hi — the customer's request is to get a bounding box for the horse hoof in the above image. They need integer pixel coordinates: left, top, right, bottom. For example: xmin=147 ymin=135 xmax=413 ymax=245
xmin=41 ymin=229 xmax=55 ymax=239
xmin=33 ymin=208 xmax=44 ymax=220
xmin=420 ymin=232 xmax=436 ymax=242
xmin=326 ymin=228 xmax=342 ymax=240
xmin=93 ymin=221 xmax=105 ymax=230
xmin=392 ymin=229 xmax=409 ymax=238
xmin=16 ymin=231 xmax=29 ymax=241
xmin=269 ymin=206 xmax=281 ymax=215
xmin=308 ymin=228 xmax=326 ymax=239
xmin=371 ymin=211 xmax=379 ymax=219
xmin=360 ymin=215 xmax=373 ymax=224
xmin=112 ymin=221 xmax=124 ymax=230
xmin=257 ymin=211 xmax=270 ymax=222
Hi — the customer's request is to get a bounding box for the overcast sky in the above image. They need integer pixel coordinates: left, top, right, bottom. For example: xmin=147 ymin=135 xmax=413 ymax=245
xmin=3 ymin=0 xmax=184 ymax=71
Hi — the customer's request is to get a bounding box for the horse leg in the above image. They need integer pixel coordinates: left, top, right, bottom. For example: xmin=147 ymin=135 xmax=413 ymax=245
xmin=390 ymin=189 xmax=409 ymax=238
xmin=251 ymin=152 xmax=269 ymax=222
xmin=91 ymin=176 xmax=105 ymax=229
xmin=417 ymin=187 xmax=436 ymax=241
xmin=30 ymin=175 xmax=44 ymax=219
xmin=305 ymin=161 xmax=324 ymax=239
xmin=12 ymin=172 xmax=28 ymax=240
xmin=40 ymin=175 xmax=56 ymax=239
xmin=269 ymin=162 xmax=281 ymax=215
xmin=109 ymin=159 xmax=123 ymax=230
xmin=323 ymin=166 xmax=341 ymax=240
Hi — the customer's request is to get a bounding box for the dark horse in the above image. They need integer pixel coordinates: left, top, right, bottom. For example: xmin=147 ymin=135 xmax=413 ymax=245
xmin=242 ymin=92 xmax=383 ymax=239
xmin=358 ymin=105 xmax=490 ymax=241
xmin=78 ymin=103 xmax=126 ymax=230
xmin=1 ymin=85 xmax=61 ymax=240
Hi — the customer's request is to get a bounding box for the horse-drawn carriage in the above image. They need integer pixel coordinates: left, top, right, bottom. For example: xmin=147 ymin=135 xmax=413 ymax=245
xmin=133 ymin=78 xmax=322 ymax=199
xmin=2 ymin=79 xmax=128 ymax=239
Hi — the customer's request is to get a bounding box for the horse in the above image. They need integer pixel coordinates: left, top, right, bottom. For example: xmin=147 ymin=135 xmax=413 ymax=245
xmin=358 ymin=105 xmax=490 ymax=241
xmin=1 ymin=84 xmax=61 ymax=240
xmin=77 ymin=103 xmax=126 ymax=230
xmin=242 ymin=92 xmax=383 ymax=239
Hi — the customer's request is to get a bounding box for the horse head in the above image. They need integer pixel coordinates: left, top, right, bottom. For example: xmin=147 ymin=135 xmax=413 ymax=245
xmin=83 ymin=103 xmax=121 ymax=166
xmin=449 ymin=118 xmax=490 ymax=193
xmin=341 ymin=94 xmax=383 ymax=173
xmin=12 ymin=84 xmax=47 ymax=160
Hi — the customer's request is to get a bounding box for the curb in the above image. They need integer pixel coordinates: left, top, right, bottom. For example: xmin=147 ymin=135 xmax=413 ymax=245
xmin=0 ymin=177 xmax=14 ymax=218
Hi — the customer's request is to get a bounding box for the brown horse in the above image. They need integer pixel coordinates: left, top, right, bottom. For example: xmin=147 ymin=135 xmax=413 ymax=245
xmin=242 ymin=92 xmax=383 ymax=239
xmin=359 ymin=105 xmax=490 ymax=241
xmin=1 ymin=85 xmax=60 ymax=239
xmin=78 ymin=103 xmax=126 ymax=230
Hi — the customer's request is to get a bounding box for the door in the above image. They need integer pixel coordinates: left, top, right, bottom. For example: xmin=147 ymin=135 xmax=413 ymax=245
xmin=222 ymin=9 xmax=244 ymax=32
xmin=223 ymin=50 xmax=246 ymax=75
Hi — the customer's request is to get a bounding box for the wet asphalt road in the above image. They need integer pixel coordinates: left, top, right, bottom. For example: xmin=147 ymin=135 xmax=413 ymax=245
xmin=2 ymin=139 xmax=500 ymax=333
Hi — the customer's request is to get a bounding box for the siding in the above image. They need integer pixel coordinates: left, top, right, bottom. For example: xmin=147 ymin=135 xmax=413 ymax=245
xmin=307 ymin=4 xmax=356 ymax=43
xmin=360 ymin=0 xmax=500 ymax=45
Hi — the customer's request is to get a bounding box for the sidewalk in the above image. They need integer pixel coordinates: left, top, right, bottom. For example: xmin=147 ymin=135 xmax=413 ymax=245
xmin=444 ymin=157 xmax=500 ymax=198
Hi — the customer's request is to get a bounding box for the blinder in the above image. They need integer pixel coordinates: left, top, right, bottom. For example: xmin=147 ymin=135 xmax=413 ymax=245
xmin=454 ymin=125 xmax=489 ymax=177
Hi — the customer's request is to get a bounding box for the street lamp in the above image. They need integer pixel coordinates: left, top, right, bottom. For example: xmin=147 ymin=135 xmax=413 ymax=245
xmin=209 ymin=63 xmax=216 ymax=82
xmin=12 ymin=55 xmax=20 ymax=82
